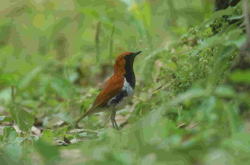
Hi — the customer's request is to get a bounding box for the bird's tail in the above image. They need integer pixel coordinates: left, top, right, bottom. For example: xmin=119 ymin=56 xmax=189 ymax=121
xmin=75 ymin=107 xmax=94 ymax=127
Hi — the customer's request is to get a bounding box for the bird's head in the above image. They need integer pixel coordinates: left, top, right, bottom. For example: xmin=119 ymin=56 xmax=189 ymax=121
xmin=114 ymin=51 xmax=141 ymax=75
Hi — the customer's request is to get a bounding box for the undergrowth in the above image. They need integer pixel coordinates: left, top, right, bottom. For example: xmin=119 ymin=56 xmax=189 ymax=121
xmin=0 ymin=1 xmax=250 ymax=165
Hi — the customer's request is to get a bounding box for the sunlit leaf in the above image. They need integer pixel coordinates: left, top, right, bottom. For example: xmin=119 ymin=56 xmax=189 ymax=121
xmin=230 ymin=70 xmax=250 ymax=84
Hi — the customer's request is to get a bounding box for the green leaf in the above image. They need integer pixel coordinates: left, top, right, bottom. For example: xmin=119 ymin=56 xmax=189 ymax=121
xmin=0 ymin=88 xmax=12 ymax=102
xmin=10 ymin=108 xmax=34 ymax=132
xmin=34 ymin=139 xmax=60 ymax=164
xmin=230 ymin=70 xmax=250 ymax=84
xmin=215 ymin=85 xmax=235 ymax=98
xmin=169 ymin=88 xmax=206 ymax=106
xmin=223 ymin=132 xmax=250 ymax=153
xmin=1 ymin=126 xmax=25 ymax=164
xmin=0 ymin=73 xmax=18 ymax=86
xmin=18 ymin=66 xmax=42 ymax=89
xmin=50 ymin=77 xmax=74 ymax=98
xmin=0 ymin=115 xmax=12 ymax=122
xmin=5 ymin=143 xmax=22 ymax=162
xmin=2 ymin=126 xmax=18 ymax=142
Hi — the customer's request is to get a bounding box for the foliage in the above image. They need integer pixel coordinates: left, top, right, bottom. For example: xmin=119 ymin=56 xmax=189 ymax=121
xmin=0 ymin=0 xmax=250 ymax=165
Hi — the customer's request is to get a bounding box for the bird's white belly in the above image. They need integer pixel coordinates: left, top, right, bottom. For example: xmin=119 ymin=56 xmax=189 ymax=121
xmin=123 ymin=78 xmax=134 ymax=96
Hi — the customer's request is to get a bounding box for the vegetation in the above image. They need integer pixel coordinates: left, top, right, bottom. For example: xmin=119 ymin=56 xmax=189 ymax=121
xmin=0 ymin=0 xmax=250 ymax=164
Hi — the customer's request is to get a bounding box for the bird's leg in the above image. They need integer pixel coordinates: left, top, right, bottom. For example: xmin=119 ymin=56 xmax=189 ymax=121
xmin=110 ymin=110 xmax=119 ymax=130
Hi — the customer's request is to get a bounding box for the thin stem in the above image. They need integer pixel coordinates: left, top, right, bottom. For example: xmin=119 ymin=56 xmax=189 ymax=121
xmin=243 ymin=0 xmax=250 ymax=43
xmin=95 ymin=21 xmax=101 ymax=62
xmin=109 ymin=25 xmax=115 ymax=58
xmin=11 ymin=85 xmax=16 ymax=104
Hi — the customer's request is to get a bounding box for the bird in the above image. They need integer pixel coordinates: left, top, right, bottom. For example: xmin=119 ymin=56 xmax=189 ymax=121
xmin=75 ymin=51 xmax=141 ymax=129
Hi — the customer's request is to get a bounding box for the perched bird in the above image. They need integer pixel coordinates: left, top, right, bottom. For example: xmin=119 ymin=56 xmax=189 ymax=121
xmin=75 ymin=51 xmax=141 ymax=129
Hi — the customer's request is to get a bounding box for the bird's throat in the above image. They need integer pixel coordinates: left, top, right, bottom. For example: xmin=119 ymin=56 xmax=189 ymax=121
xmin=124 ymin=63 xmax=135 ymax=89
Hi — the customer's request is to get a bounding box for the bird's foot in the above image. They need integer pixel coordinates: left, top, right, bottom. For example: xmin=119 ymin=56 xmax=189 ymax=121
xmin=111 ymin=120 xmax=119 ymax=130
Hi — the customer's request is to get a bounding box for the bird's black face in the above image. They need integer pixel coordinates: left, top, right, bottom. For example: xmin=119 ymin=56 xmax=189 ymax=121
xmin=123 ymin=51 xmax=141 ymax=88
xmin=124 ymin=51 xmax=141 ymax=66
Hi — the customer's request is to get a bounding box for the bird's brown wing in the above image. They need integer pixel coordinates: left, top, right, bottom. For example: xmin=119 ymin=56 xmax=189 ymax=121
xmin=92 ymin=75 xmax=124 ymax=109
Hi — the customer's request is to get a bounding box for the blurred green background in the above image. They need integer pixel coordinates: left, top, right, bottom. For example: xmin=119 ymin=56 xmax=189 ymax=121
xmin=0 ymin=0 xmax=250 ymax=165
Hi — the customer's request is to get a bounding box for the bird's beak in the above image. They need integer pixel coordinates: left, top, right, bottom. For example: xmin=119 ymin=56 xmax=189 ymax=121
xmin=134 ymin=51 xmax=142 ymax=56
